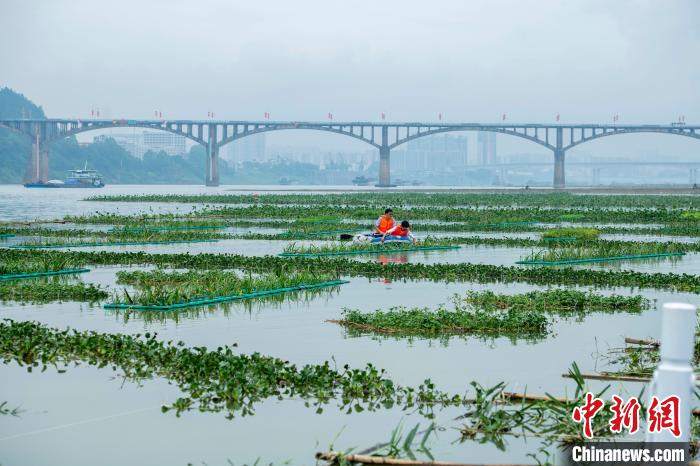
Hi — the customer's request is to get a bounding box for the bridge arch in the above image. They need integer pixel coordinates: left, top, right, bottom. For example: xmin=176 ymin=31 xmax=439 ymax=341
xmin=390 ymin=126 xmax=555 ymax=151
xmin=53 ymin=123 xmax=207 ymax=147
xmin=565 ymin=127 xmax=700 ymax=151
xmin=217 ymin=124 xmax=381 ymax=150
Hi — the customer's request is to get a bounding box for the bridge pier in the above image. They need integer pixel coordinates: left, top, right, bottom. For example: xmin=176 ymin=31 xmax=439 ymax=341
xmin=553 ymin=149 xmax=566 ymax=188
xmin=205 ymin=123 xmax=220 ymax=187
xmin=205 ymin=143 xmax=220 ymax=187
xmin=376 ymin=146 xmax=393 ymax=187
xmin=24 ymin=124 xmax=49 ymax=184
xmin=553 ymin=127 xmax=565 ymax=188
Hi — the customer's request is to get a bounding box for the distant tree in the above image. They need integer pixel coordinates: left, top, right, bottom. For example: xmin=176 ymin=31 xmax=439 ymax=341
xmin=0 ymin=87 xmax=45 ymax=119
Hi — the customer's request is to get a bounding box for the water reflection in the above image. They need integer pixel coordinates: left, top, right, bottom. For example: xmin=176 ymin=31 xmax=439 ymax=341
xmin=337 ymin=325 xmax=548 ymax=347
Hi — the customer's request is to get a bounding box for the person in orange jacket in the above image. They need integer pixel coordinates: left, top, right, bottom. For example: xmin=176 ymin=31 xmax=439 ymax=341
xmin=374 ymin=208 xmax=395 ymax=236
xmin=382 ymin=220 xmax=416 ymax=244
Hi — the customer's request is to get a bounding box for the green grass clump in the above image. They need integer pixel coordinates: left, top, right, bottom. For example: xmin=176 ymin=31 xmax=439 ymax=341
xmin=521 ymin=241 xmax=685 ymax=263
xmin=112 ymin=269 xmax=338 ymax=306
xmin=459 ymin=364 xmax=628 ymax=451
xmin=559 ymin=213 xmax=585 ymax=221
xmin=541 ymin=227 xmax=600 ymax=240
xmin=681 ymin=211 xmax=700 ymax=220
xmin=0 ymin=319 xmax=465 ymax=418
xmin=0 ymin=255 xmax=77 ymax=275
xmin=463 ymin=290 xmax=649 ymax=315
xmin=0 ymin=281 xmax=107 ymax=303
xmin=335 ymin=306 xmax=549 ymax=339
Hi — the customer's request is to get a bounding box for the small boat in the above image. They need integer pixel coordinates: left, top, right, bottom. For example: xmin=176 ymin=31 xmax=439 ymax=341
xmin=351 ymin=233 xmax=413 ymax=244
xmin=352 ymin=176 xmax=372 ymax=186
xmin=25 ymin=163 xmax=105 ymax=188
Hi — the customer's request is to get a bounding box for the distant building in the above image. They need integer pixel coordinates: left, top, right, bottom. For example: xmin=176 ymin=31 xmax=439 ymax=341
xmin=94 ymin=133 xmax=143 ymax=156
xmin=223 ymin=133 xmax=266 ymax=162
xmin=142 ymin=131 xmax=186 ymax=156
xmin=394 ymin=134 xmax=468 ymax=171
xmin=477 ymin=132 xmax=497 ymax=165
xmin=94 ymin=131 xmax=186 ymax=157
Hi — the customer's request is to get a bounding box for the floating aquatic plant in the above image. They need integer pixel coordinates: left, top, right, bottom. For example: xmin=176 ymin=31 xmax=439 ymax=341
xmin=111 ymin=269 xmax=341 ymax=307
xmin=0 ymin=280 xmax=107 ymax=303
xmin=3 ymin=248 xmax=700 ymax=292
xmin=333 ymin=305 xmax=549 ymax=340
xmin=0 ymin=319 xmax=465 ymax=418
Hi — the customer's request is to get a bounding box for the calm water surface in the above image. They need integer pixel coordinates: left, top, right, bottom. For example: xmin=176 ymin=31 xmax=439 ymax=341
xmin=0 ymin=185 xmax=697 ymax=465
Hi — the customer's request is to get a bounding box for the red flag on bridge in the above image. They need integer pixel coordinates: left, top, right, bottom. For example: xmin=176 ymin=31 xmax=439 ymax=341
xmin=381 ymin=112 xmax=386 ymax=120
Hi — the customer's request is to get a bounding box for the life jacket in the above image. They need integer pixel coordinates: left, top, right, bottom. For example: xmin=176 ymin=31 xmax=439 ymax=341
xmin=377 ymin=215 xmax=395 ymax=233
xmin=394 ymin=225 xmax=410 ymax=237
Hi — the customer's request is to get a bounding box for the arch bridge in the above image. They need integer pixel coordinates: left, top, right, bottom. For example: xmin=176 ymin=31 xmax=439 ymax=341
xmin=1 ymin=118 xmax=699 ymax=187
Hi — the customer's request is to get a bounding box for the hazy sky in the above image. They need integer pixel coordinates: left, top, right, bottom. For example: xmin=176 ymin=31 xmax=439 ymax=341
xmin=1 ymin=0 xmax=699 ymax=154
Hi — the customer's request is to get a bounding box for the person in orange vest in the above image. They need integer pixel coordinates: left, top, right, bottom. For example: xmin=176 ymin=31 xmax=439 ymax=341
xmin=374 ymin=208 xmax=395 ymax=236
xmin=382 ymin=220 xmax=416 ymax=244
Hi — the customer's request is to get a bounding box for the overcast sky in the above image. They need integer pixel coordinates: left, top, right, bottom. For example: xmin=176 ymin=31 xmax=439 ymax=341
xmin=2 ymin=0 xmax=698 ymax=154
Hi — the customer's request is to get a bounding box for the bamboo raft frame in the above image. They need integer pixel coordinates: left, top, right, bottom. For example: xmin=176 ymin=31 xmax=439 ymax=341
xmin=517 ymin=252 xmax=686 ymax=266
xmin=316 ymin=452 xmax=533 ymax=466
xmin=624 ymin=337 xmax=659 ymax=347
xmin=0 ymin=268 xmax=91 ymax=281
xmin=104 ymin=279 xmax=350 ymax=311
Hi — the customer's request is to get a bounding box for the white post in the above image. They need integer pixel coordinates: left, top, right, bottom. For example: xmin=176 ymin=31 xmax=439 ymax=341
xmin=646 ymin=302 xmax=696 ymax=443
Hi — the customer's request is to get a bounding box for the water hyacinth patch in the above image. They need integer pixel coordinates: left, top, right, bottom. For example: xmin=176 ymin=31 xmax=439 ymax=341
xmin=680 ymin=211 xmax=700 ymax=220
xmin=3 ymin=248 xmax=700 ymax=292
xmin=63 ymin=204 xmax=684 ymax=226
xmin=110 ymin=269 xmax=344 ymax=307
xmin=333 ymin=306 xmax=549 ymax=340
xmin=0 ymin=319 xmax=465 ymax=418
xmin=0 ymin=280 xmax=108 ymax=303
xmin=110 ymin=286 xmax=344 ymax=324
xmin=331 ymin=289 xmax=647 ymax=340
xmin=462 ymin=289 xmax=649 ymax=315
xmin=0 ymin=255 xmax=81 ymax=276
xmin=84 ymin=192 xmax=700 ymax=210
xmin=541 ymin=227 xmax=600 ymax=241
